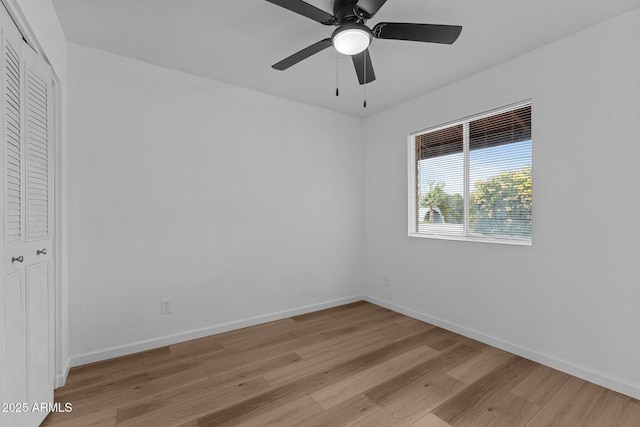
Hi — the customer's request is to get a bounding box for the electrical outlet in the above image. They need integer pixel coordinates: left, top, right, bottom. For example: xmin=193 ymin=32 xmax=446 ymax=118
xmin=160 ymin=299 xmax=172 ymax=315
xmin=383 ymin=276 xmax=391 ymax=287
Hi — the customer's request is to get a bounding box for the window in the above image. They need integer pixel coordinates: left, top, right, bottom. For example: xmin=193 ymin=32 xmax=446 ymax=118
xmin=408 ymin=102 xmax=532 ymax=245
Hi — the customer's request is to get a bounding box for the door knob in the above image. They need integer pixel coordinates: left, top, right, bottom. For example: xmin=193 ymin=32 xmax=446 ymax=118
xmin=36 ymin=249 xmax=47 ymax=255
xmin=12 ymin=255 xmax=24 ymax=263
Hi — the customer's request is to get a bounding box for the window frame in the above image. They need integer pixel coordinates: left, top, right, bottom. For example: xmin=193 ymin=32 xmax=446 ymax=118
xmin=407 ymin=100 xmax=532 ymax=246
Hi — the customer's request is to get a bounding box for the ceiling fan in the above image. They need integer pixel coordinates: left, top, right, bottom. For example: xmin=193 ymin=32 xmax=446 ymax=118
xmin=266 ymin=0 xmax=462 ymax=85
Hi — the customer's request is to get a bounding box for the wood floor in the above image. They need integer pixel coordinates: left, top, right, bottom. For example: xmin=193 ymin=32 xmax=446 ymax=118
xmin=43 ymin=301 xmax=640 ymax=426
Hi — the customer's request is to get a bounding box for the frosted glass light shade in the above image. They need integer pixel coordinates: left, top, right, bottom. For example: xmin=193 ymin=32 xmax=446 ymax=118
xmin=333 ymin=26 xmax=371 ymax=55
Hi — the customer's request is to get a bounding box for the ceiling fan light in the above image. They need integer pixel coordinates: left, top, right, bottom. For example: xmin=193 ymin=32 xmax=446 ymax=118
xmin=332 ymin=26 xmax=371 ymax=56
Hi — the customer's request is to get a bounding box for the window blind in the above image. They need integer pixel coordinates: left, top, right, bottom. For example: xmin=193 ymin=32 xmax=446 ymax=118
xmin=469 ymin=105 xmax=531 ymax=239
xmin=410 ymin=102 xmax=532 ymax=244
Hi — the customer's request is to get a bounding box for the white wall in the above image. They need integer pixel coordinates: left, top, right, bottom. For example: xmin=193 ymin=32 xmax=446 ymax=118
xmin=362 ymin=8 xmax=640 ymax=399
xmin=4 ymin=0 xmax=70 ymax=386
xmin=67 ymin=43 xmax=363 ymax=363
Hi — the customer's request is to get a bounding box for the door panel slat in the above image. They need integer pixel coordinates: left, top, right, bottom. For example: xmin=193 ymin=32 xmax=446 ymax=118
xmin=25 ymin=66 xmax=50 ymax=241
xmin=4 ymin=39 xmax=21 ymax=243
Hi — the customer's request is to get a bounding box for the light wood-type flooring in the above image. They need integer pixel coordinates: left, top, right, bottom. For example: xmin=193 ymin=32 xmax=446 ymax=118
xmin=43 ymin=301 xmax=640 ymax=426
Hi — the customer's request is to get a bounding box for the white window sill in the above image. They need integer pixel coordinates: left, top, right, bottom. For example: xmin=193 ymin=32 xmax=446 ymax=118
xmin=408 ymin=232 xmax=532 ymax=246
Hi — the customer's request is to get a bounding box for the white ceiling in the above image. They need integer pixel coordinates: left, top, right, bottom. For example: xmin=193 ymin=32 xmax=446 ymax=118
xmin=52 ymin=0 xmax=640 ymax=117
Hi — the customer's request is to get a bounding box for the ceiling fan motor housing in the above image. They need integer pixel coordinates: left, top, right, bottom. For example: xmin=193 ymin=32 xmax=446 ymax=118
xmin=333 ymin=0 xmax=367 ymax=24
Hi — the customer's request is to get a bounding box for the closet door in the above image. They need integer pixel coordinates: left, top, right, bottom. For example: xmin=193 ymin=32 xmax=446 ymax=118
xmin=23 ymin=45 xmax=54 ymax=427
xmin=1 ymin=14 xmax=28 ymax=427
xmin=1 ymin=5 xmax=54 ymax=427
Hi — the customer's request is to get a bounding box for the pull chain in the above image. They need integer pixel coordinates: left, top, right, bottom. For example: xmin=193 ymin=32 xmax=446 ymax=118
xmin=335 ymin=54 xmax=340 ymax=97
xmin=363 ymin=50 xmax=367 ymax=108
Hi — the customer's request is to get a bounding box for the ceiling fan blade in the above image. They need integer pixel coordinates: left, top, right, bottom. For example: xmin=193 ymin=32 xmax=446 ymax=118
xmin=356 ymin=0 xmax=389 ymax=17
xmin=272 ymin=38 xmax=332 ymax=70
xmin=372 ymin=23 xmax=462 ymax=44
xmin=265 ymin=0 xmax=336 ymax=25
xmin=352 ymin=49 xmax=376 ymax=85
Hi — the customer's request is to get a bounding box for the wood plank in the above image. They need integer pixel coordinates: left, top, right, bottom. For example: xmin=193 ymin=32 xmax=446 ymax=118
xmin=365 ymin=344 xmax=480 ymax=406
xmin=62 ymin=347 xmax=175 ymax=389
xmin=302 ymin=394 xmax=379 ymax=426
xmin=293 ymin=324 xmax=391 ymax=360
xmin=410 ymin=413 xmax=452 ymax=427
xmin=522 ymin=376 xmax=607 ymax=426
xmin=41 ymin=408 xmax=116 ymax=427
xmin=205 ymin=352 xmax=302 ymax=387
xmin=376 ymin=320 xmax=436 ymax=341
xmin=310 ymin=345 xmax=439 ymax=409
xmin=212 ymin=317 xmax=297 ymax=345
xmin=57 ymin=357 xmax=210 ymax=404
xmin=331 ymin=305 xmax=402 ymax=325
xmin=53 ymin=372 xmax=153 ymax=411
xmin=145 ymin=359 xmax=208 ymax=389
xmin=510 ymin=364 xmax=571 ymax=406
xmin=433 ymin=356 xmax=539 ymax=426
xmin=318 ymin=300 xmax=378 ymax=320
xmin=168 ymin=335 xmax=224 ymax=357
xmin=235 ymin=396 xmax=322 ymax=426
xmin=219 ymin=315 xmax=339 ymax=352
xmin=202 ymin=309 xmax=399 ymax=378
xmin=116 ymin=376 xmax=271 ymax=426
xmin=584 ymin=392 xmax=640 ymax=426
xmin=447 ymin=346 xmax=513 ymax=385
xmin=265 ymin=333 xmax=391 ymax=387
xmin=462 ymin=392 xmax=539 ymax=427
xmin=290 ymin=309 xmax=334 ymax=323
xmin=353 ymin=374 xmax=466 ymax=427
xmin=199 ymin=322 xmax=371 ymax=377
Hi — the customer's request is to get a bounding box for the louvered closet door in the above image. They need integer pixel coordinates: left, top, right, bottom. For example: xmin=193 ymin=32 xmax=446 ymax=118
xmin=23 ymin=45 xmax=54 ymax=427
xmin=1 ymin=5 xmax=54 ymax=427
xmin=1 ymin=15 xmax=28 ymax=427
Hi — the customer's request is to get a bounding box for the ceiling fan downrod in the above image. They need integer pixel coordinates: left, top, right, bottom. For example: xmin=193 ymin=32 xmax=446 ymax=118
xmin=333 ymin=0 xmax=366 ymax=25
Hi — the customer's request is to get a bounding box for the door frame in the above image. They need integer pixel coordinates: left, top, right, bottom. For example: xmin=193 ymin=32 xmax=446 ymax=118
xmin=1 ymin=0 xmax=67 ymax=387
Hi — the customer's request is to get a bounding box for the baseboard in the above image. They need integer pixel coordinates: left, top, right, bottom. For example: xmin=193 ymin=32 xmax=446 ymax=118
xmin=364 ymin=294 xmax=640 ymax=400
xmin=70 ymin=295 xmax=362 ymax=367
xmin=55 ymin=359 xmax=71 ymax=389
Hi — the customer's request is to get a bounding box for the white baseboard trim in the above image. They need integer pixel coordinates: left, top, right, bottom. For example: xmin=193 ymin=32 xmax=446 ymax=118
xmin=364 ymin=294 xmax=640 ymax=400
xmin=70 ymin=295 xmax=362 ymax=367
xmin=55 ymin=359 xmax=70 ymax=389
